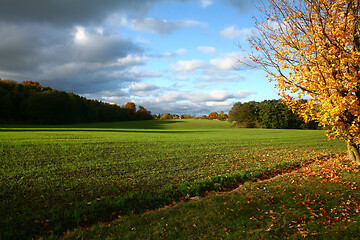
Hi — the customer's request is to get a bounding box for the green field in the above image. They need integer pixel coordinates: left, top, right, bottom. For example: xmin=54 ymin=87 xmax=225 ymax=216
xmin=0 ymin=120 xmax=346 ymax=239
xmin=62 ymin=154 xmax=360 ymax=239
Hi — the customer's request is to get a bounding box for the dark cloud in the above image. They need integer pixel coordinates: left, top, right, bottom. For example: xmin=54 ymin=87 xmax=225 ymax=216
xmin=0 ymin=0 xmax=196 ymax=96
xmin=71 ymin=28 xmax=142 ymax=63
xmin=0 ymin=22 xmax=144 ymax=93
xmin=0 ymin=23 xmax=66 ymax=72
xmin=40 ymin=70 xmax=134 ymax=94
xmin=39 ymin=64 xmax=156 ymax=94
xmin=0 ymin=0 xmax=158 ymax=26
xmin=128 ymin=18 xmax=203 ymax=35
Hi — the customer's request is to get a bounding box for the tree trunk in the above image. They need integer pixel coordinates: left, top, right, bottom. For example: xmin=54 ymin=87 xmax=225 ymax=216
xmin=347 ymin=142 xmax=360 ymax=165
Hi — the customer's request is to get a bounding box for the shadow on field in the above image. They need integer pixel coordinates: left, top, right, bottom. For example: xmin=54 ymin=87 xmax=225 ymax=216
xmin=0 ymin=129 xmax=201 ymax=134
xmin=0 ymin=120 xmax=204 ymax=133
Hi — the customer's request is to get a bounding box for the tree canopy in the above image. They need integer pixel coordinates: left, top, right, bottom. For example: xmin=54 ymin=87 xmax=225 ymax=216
xmin=245 ymin=0 xmax=360 ymax=164
xmin=229 ymin=101 xmax=260 ymax=128
xmin=229 ymin=100 xmax=316 ymax=129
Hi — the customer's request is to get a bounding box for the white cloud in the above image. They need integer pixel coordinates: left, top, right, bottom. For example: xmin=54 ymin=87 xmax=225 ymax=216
xmin=209 ymin=52 xmax=244 ymax=71
xmin=74 ymin=26 xmax=87 ymax=42
xmin=199 ymin=71 xmax=244 ymax=82
xmin=156 ymin=92 xmax=184 ymax=103
xmin=142 ymin=70 xmax=162 ymax=78
xmin=171 ymin=59 xmax=207 ymax=72
xmin=211 ymin=90 xmax=235 ymax=101
xmin=200 ymin=0 xmax=214 ymax=7
xmin=117 ymin=55 xmax=147 ymax=67
xmin=197 ymin=46 xmax=216 ymax=54
xmin=87 ymin=90 xmax=128 ymax=102
xmin=118 ymin=67 xmax=161 ymax=79
xmin=133 ymin=90 xmax=256 ymax=115
xmin=220 ymin=25 xmax=254 ymax=40
xmin=210 ymin=58 xmax=235 ymax=71
xmin=175 ymin=48 xmax=187 ymax=55
xmin=129 ymin=18 xmax=203 ymax=35
xmin=188 ymin=90 xmax=254 ymax=102
xmin=156 ymin=48 xmax=187 ymax=58
xmin=205 ymin=100 xmax=234 ymax=107
xmin=130 ymin=83 xmax=159 ymax=93
xmin=158 ymin=90 xmax=251 ymax=104
xmin=101 ymin=67 xmax=161 ymax=88
xmin=86 ymin=84 xmax=256 ymax=116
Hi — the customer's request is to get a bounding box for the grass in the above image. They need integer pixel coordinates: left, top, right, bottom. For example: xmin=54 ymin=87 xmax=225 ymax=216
xmin=0 ymin=119 xmax=346 ymax=239
xmin=61 ymin=155 xmax=360 ymax=239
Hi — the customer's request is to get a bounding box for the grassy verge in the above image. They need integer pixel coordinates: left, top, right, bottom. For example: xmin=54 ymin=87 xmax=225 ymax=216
xmin=0 ymin=120 xmax=345 ymax=239
xmin=59 ymin=154 xmax=360 ymax=239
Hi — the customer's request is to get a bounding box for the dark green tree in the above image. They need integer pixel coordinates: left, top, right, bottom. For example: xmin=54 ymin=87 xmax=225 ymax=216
xmin=259 ymin=100 xmax=296 ymax=129
xmin=229 ymin=101 xmax=260 ymax=128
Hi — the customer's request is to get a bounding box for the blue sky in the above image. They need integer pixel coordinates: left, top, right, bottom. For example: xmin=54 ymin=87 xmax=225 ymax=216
xmin=0 ymin=0 xmax=279 ymax=115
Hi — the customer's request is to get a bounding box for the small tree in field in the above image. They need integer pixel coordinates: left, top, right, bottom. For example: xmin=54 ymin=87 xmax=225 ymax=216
xmin=244 ymin=0 xmax=360 ymax=164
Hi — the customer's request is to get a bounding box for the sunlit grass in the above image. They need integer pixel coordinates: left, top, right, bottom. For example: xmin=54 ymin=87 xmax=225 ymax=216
xmin=0 ymin=120 xmax=345 ymax=239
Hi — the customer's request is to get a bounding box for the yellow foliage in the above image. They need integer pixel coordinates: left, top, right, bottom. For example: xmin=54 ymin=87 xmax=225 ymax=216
xmin=246 ymin=0 xmax=360 ymax=146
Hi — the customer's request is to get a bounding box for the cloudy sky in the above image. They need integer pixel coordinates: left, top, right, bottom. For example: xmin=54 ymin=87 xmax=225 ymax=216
xmin=0 ymin=0 xmax=279 ymax=115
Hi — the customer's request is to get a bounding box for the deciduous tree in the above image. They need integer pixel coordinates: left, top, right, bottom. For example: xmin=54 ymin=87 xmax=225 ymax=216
xmin=208 ymin=112 xmax=219 ymax=120
xmin=244 ymin=0 xmax=360 ymax=164
xmin=229 ymin=101 xmax=260 ymax=128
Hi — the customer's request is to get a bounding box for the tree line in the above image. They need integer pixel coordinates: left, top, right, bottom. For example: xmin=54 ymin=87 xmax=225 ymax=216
xmin=0 ymin=80 xmax=152 ymax=124
xmin=154 ymin=100 xmax=317 ymax=129
xmin=154 ymin=113 xmax=195 ymax=120
xmin=228 ymin=100 xmax=318 ymax=129
xmin=154 ymin=112 xmax=228 ymax=121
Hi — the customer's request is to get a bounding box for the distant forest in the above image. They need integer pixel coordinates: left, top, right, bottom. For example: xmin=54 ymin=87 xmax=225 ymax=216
xmin=0 ymin=80 xmax=152 ymax=124
xmin=228 ymin=100 xmax=319 ymax=129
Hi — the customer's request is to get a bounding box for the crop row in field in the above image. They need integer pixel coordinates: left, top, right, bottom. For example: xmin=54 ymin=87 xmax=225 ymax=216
xmin=0 ymin=120 xmax=346 ymax=239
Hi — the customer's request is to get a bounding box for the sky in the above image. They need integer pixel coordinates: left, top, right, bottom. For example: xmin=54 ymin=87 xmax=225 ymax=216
xmin=0 ymin=0 xmax=279 ymax=116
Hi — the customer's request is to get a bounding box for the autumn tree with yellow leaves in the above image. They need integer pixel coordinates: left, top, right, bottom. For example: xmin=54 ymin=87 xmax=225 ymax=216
xmin=244 ymin=0 xmax=360 ymax=164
